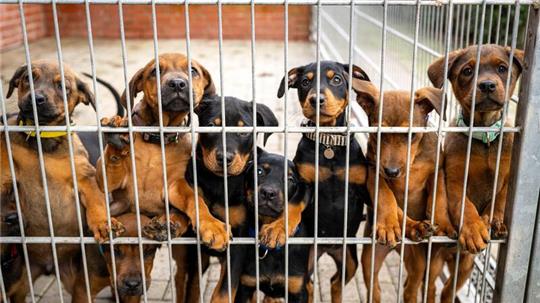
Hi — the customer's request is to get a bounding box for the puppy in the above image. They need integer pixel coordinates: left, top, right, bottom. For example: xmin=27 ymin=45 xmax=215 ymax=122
xmin=237 ymin=149 xmax=311 ymax=302
xmin=353 ymin=80 xmax=455 ymax=303
xmin=426 ymin=44 xmax=524 ymax=302
xmin=71 ymin=213 xmax=159 ymax=303
xmin=1 ymin=60 xmax=124 ymax=299
xmin=267 ymin=61 xmax=372 ymax=303
xmin=180 ymin=95 xmax=278 ymax=303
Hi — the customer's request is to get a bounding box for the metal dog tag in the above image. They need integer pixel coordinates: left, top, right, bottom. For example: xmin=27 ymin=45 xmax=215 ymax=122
xmin=323 ymin=147 xmax=335 ymax=159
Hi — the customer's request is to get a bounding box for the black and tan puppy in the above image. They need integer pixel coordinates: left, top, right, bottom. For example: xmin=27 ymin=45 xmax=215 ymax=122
xmin=1 ymin=60 xmax=124 ymax=300
xmin=179 ymin=95 xmax=278 ymax=303
xmin=264 ymin=61 xmax=372 ymax=302
xmin=71 ymin=213 xmax=159 ymax=303
xmin=352 ymin=80 xmax=455 ymax=303
xmin=236 ymin=149 xmax=311 ymax=302
xmin=426 ymin=45 xmax=524 ymax=303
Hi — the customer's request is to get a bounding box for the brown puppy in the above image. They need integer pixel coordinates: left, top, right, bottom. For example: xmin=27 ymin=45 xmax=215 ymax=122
xmin=71 ymin=213 xmax=159 ymax=303
xmin=96 ymin=53 xmax=226 ymax=301
xmin=1 ymin=60 xmax=124 ymax=300
xmin=353 ymin=81 xmax=455 ymax=303
xmin=426 ymin=44 xmax=524 ymax=302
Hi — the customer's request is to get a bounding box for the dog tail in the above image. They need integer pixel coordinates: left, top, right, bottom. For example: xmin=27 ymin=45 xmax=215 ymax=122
xmin=82 ymin=72 xmax=125 ymax=117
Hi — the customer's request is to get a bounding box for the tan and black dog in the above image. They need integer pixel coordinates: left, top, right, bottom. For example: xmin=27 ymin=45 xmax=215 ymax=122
xmin=1 ymin=60 xmax=124 ymax=300
xmin=426 ymin=44 xmax=524 ymax=302
xmin=352 ymin=80 xmax=455 ymax=303
xmin=96 ymin=53 xmax=229 ymax=301
xmin=71 ymin=213 xmax=159 ymax=303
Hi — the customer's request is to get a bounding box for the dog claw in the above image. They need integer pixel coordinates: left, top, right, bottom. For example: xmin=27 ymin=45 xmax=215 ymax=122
xmin=143 ymin=216 xmax=183 ymax=241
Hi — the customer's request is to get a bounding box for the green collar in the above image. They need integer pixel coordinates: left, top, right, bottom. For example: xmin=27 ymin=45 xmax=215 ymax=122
xmin=456 ymin=112 xmax=503 ymax=144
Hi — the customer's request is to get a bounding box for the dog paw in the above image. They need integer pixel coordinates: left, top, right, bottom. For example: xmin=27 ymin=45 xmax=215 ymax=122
xmin=490 ymin=219 xmax=508 ymax=239
xmin=93 ymin=218 xmax=126 ymax=243
xmin=406 ymin=220 xmax=435 ymax=241
xmin=375 ymin=220 xmax=402 ymax=247
xmin=143 ymin=216 xmax=187 ymax=241
xmin=434 ymin=222 xmax=458 ymax=239
xmin=101 ymin=116 xmax=130 ymax=150
xmin=198 ymin=218 xmax=230 ymax=252
xmin=459 ymin=219 xmax=490 ymax=254
xmin=260 ymin=221 xmax=287 ymax=249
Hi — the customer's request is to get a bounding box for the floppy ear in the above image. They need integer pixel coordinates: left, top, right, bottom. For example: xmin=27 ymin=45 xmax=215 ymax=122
xmin=121 ymin=67 xmax=145 ymax=110
xmin=341 ymin=63 xmax=370 ymax=81
xmin=194 ymin=96 xmax=217 ymax=116
xmin=255 ymin=103 xmax=279 ymax=146
xmin=505 ymin=47 xmax=525 ymax=74
xmin=427 ymin=49 xmax=462 ymax=88
xmin=277 ymin=66 xmax=303 ymax=98
xmin=6 ymin=65 xmax=28 ymax=99
xmin=198 ymin=63 xmax=216 ymax=97
xmin=414 ymin=87 xmax=446 ymax=120
xmin=76 ymin=77 xmax=96 ymax=110
xmin=351 ymin=79 xmax=379 ymax=117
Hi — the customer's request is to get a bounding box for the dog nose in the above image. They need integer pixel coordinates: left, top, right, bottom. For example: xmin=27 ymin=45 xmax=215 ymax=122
xmin=260 ymin=187 xmax=278 ymax=201
xmin=309 ymin=95 xmax=326 ymax=107
xmin=34 ymin=93 xmax=47 ymax=105
xmin=478 ymin=80 xmax=497 ymax=93
xmin=384 ymin=167 xmax=401 ymax=178
xmin=123 ymin=277 xmax=142 ymax=289
xmin=216 ymin=151 xmax=234 ymax=167
xmin=168 ymin=78 xmax=187 ymax=92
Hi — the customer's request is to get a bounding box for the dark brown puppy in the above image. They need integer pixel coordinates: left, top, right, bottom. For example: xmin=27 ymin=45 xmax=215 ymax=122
xmin=353 ymin=81 xmax=455 ymax=303
xmin=71 ymin=213 xmax=159 ymax=303
xmin=1 ymin=60 xmax=124 ymax=300
xmin=426 ymin=44 xmax=524 ymax=303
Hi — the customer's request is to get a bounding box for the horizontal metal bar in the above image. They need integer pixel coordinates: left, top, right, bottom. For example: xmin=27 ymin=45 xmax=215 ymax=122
xmin=0 ymin=0 xmax=537 ymax=5
xmin=0 ymin=236 xmax=506 ymax=245
xmin=0 ymin=125 xmax=521 ymax=134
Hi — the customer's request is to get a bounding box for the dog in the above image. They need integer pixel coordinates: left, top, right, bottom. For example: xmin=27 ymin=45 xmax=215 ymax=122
xmin=179 ymin=95 xmax=278 ymax=303
xmin=352 ymin=80 xmax=456 ymax=303
xmin=265 ymin=61 xmax=373 ymax=302
xmin=71 ymin=213 xmax=159 ymax=303
xmin=236 ymin=149 xmax=311 ymax=302
xmin=1 ymin=60 xmax=124 ymax=299
xmin=426 ymin=44 xmax=524 ymax=302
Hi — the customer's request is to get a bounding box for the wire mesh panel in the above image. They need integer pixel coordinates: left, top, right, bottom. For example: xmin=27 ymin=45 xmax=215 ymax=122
xmin=0 ymin=1 xmax=539 ymax=303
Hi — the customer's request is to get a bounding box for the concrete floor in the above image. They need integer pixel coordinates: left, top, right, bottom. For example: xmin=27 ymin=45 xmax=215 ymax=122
xmin=2 ymin=38 xmax=434 ymax=302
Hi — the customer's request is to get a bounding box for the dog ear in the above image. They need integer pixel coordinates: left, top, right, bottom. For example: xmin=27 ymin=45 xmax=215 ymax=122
xmin=414 ymin=87 xmax=446 ymax=120
xmin=6 ymin=65 xmax=28 ymax=99
xmin=121 ymin=67 xmax=145 ymax=110
xmin=427 ymin=50 xmax=462 ymax=88
xmin=198 ymin=62 xmax=216 ymax=97
xmin=194 ymin=96 xmax=217 ymax=116
xmin=341 ymin=63 xmax=370 ymax=81
xmin=351 ymin=79 xmax=379 ymax=116
xmin=255 ymin=103 xmax=279 ymax=146
xmin=505 ymin=47 xmax=525 ymax=73
xmin=76 ymin=77 xmax=96 ymax=110
xmin=277 ymin=66 xmax=303 ymax=98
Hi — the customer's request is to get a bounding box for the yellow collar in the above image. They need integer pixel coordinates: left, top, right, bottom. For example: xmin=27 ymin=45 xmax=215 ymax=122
xmin=19 ymin=119 xmax=70 ymax=138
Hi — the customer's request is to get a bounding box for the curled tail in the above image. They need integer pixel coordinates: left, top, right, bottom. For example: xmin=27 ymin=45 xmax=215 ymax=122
xmin=82 ymin=72 xmax=125 ymax=117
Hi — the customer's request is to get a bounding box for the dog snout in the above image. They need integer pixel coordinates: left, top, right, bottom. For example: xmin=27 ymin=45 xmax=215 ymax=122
xmin=309 ymin=95 xmax=326 ymax=108
xmin=34 ymin=93 xmax=47 ymax=105
xmin=383 ymin=166 xmax=401 ymax=178
xmin=478 ymin=80 xmax=497 ymax=93
xmin=216 ymin=151 xmax=234 ymax=168
xmin=260 ymin=186 xmax=278 ymax=201
xmin=167 ymin=78 xmax=187 ymax=92
xmin=122 ymin=276 xmax=142 ymax=290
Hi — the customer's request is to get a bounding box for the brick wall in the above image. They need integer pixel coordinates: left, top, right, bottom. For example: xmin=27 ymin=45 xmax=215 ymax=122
xmin=0 ymin=4 xmax=311 ymax=51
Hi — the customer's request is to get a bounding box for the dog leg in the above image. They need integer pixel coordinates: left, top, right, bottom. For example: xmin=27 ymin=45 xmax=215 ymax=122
xmin=329 ymin=244 xmax=358 ymax=303
xmin=482 ymin=182 xmax=508 ymax=239
xmin=426 ymin=245 xmax=447 ymax=303
xmin=427 ymin=169 xmax=458 ymax=238
xmin=440 ymin=252 xmax=475 ymax=303
xmin=403 ymin=245 xmax=426 ymax=303
xmin=361 ymin=224 xmax=393 ymax=303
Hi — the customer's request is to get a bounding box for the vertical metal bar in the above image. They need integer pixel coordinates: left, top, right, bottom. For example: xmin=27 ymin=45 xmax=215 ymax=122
xmin=495 ymin=4 xmax=502 ymax=44
xmin=17 ymin=2 xmax=65 ymax=301
xmin=283 ymin=0 xmax=290 ymax=301
xmin=0 ymin=265 xmax=6 ymax=303
xmin=504 ymin=5 xmax=511 ymax=45
xmin=450 ymin=2 xmax=488 ymax=301
xmin=395 ymin=2 xmax=421 ymax=301
xmin=149 ymin=1 xmax=176 ymax=301
xmin=183 ymin=2 xmax=205 ymax=302
xmin=216 ymin=1 xmax=233 ymax=302
xmin=455 ymin=5 xmax=461 ymax=49
xmin=526 ymin=196 xmax=540 ymax=302
xmin=50 ymin=1 xmax=93 ymax=301
xmin=0 ymin=83 xmax=37 ymax=303
xmin=83 ymin=1 xmax=120 ymax=301
xmin=487 ymin=4 xmax=494 ymax=43
xmin=117 ymin=0 xmax=146 ymax=301
xmin=495 ymin=6 xmax=540 ymax=303
xmin=368 ymin=1 xmax=388 ymax=302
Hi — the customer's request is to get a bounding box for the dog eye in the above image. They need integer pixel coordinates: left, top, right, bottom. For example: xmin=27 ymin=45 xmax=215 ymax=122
xmin=462 ymin=67 xmax=473 ymax=76
xmin=497 ymin=65 xmax=508 ymax=74
xmin=257 ymin=168 xmax=264 ymax=176
xmin=238 ymin=132 xmax=250 ymax=137
xmin=301 ymin=78 xmax=311 ymax=88
xmin=191 ymin=67 xmax=199 ymax=78
xmin=331 ymin=75 xmax=343 ymax=86
xmin=288 ymin=176 xmax=296 ymax=184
